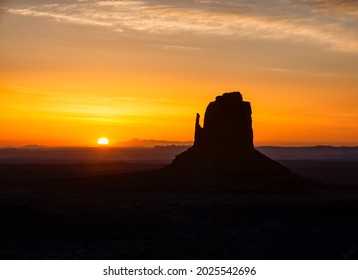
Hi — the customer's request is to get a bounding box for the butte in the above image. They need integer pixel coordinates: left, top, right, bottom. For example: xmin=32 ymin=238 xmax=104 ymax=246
xmin=164 ymin=91 xmax=310 ymax=187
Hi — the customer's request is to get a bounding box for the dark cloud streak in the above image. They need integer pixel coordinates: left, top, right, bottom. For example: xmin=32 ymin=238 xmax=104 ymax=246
xmin=285 ymin=0 xmax=358 ymax=14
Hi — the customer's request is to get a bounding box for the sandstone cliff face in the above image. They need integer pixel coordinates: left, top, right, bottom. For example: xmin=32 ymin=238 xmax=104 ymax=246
xmin=167 ymin=92 xmax=303 ymax=184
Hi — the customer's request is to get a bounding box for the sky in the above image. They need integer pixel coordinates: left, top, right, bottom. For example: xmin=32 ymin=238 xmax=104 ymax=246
xmin=1 ymin=0 xmax=358 ymax=146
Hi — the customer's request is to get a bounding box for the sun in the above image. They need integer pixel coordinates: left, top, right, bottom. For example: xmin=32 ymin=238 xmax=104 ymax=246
xmin=97 ymin=137 xmax=109 ymax=145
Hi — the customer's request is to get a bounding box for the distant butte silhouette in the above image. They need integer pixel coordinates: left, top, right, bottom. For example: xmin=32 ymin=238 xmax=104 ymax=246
xmin=166 ymin=91 xmax=306 ymax=184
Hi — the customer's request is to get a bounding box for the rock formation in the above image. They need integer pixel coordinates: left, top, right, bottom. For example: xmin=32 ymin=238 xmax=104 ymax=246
xmin=194 ymin=92 xmax=253 ymax=149
xmin=166 ymin=91 xmax=305 ymax=184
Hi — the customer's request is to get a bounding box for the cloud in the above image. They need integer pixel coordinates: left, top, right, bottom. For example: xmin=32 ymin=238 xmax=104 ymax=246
xmin=4 ymin=86 xmax=192 ymax=121
xmin=155 ymin=44 xmax=202 ymax=51
xmin=261 ymin=67 xmax=358 ymax=78
xmin=6 ymin=7 xmax=114 ymax=27
xmin=4 ymin=0 xmax=358 ymax=53
xmin=285 ymin=0 xmax=358 ymax=15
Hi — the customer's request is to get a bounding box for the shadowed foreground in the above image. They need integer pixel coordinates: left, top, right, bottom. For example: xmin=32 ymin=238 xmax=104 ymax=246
xmin=0 ymin=163 xmax=358 ymax=260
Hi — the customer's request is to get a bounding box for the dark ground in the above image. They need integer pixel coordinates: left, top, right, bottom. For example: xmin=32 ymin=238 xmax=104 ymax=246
xmin=0 ymin=158 xmax=358 ymax=260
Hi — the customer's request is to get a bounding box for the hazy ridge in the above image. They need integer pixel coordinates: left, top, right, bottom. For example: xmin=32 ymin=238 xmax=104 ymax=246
xmin=1 ymin=145 xmax=357 ymax=164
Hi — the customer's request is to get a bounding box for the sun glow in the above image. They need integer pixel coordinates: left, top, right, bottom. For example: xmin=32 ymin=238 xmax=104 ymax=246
xmin=97 ymin=137 xmax=109 ymax=145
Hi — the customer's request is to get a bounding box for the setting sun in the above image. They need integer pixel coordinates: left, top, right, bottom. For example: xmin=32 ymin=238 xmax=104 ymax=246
xmin=98 ymin=137 xmax=109 ymax=145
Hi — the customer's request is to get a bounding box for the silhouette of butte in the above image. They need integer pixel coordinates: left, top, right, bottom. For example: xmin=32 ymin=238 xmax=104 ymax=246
xmin=168 ymin=92 xmax=300 ymax=181
xmin=194 ymin=92 xmax=253 ymax=149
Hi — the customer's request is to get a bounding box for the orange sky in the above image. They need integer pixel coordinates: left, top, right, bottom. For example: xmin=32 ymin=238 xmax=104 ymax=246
xmin=1 ymin=0 xmax=358 ymax=146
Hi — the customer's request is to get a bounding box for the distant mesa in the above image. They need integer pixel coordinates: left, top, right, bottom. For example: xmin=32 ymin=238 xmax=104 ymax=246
xmin=166 ymin=91 xmax=306 ymax=184
xmin=20 ymin=145 xmax=48 ymax=150
xmin=115 ymin=138 xmax=193 ymax=148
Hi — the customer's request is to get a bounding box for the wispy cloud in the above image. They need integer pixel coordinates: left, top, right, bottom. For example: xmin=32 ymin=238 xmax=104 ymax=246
xmin=6 ymin=7 xmax=114 ymax=27
xmin=2 ymin=86 xmax=193 ymax=122
xmin=284 ymin=0 xmax=358 ymax=15
xmin=261 ymin=67 xmax=358 ymax=77
xmin=155 ymin=44 xmax=202 ymax=52
xmin=4 ymin=0 xmax=358 ymax=53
